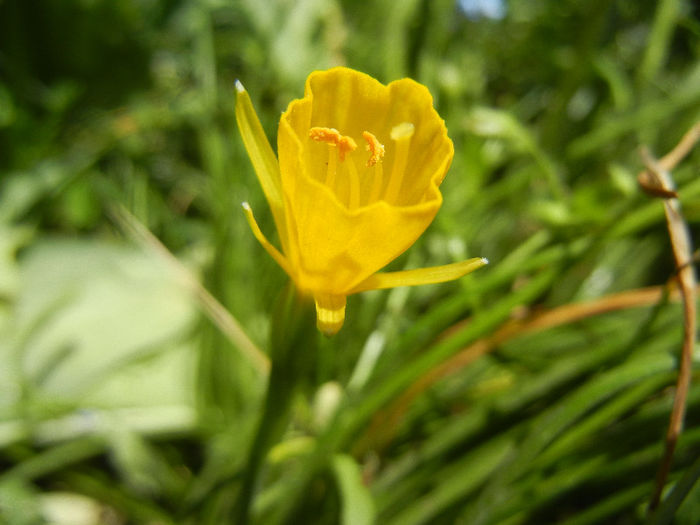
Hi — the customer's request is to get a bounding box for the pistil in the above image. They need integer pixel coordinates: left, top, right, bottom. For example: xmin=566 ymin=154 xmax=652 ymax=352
xmin=385 ymin=122 xmax=414 ymax=204
xmin=309 ymin=126 xmax=360 ymax=208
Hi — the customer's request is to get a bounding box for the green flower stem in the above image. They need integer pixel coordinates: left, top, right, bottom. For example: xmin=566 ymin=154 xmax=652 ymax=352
xmin=234 ymin=282 xmax=316 ymax=524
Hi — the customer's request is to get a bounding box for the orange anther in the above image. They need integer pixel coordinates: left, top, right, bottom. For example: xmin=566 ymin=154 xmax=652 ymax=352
xmin=309 ymin=127 xmax=357 ymax=161
xmin=362 ymin=131 xmax=385 ymax=167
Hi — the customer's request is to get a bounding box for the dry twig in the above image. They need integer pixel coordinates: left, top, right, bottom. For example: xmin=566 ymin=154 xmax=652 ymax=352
xmin=638 ymin=124 xmax=699 ymax=511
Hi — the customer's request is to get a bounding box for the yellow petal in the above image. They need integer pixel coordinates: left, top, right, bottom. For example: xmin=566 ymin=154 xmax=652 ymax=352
xmin=277 ymin=67 xmax=454 ymax=295
xmin=235 ymin=80 xmax=289 ymax=253
xmin=350 ymin=257 xmax=488 ymax=293
xmin=314 ymin=293 xmax=347 ymax=336
xmin=291 ymin=68 xmax=453 ymax=206
xmin=241 ymin=202 xmax=294 ymax=278
xmin=277 ymin=135 xmax=442 ymax=294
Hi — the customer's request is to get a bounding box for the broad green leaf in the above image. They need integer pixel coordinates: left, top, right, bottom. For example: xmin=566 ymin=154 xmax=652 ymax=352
xmin=332 ymin=454 xmax=375 ymax=525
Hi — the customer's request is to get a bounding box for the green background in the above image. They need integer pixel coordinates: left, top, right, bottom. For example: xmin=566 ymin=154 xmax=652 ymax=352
xmin=1 ymin=0 xmax=699 ymax=523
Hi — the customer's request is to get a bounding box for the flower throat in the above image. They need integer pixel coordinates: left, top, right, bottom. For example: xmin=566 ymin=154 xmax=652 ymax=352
xmin=308 ymin=122 xmax=415 ymax=210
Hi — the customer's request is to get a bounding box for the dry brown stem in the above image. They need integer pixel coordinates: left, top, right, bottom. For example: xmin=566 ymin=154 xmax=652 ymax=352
xmin=638 ymin=124 xmax=699 ymax=511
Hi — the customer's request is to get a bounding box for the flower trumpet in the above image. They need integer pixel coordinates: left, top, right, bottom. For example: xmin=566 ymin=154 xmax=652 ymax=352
xmin=236 ymin=67 xmax=487 ymax=335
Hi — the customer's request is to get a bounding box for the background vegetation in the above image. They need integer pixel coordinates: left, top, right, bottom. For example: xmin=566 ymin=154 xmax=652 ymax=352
xmin=1 ymin=0 xmax=699 ymax=523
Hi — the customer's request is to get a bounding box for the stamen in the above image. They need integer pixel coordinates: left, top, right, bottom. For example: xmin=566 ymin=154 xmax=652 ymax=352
xmin=363 ymin=131 xmax=385 ymax=203
xmin=346 ymin=158 xmax=361 ymax=209
xmin=309 ymin=126 xmax=362 ymax=208
xmin=385 ymin=122 xmax=415 ymax=204
xmin=309 ymin=127 xmax=357 ymax=161
xmin=337 ymin=135 xmax=357 ymax=161
xmin=326 ymin=142 xmax=338 ymax=190
xmin=363 ymin=131 xmax=385 ymax=167
xmin=368 ymin=160 xmax=384 ymax=203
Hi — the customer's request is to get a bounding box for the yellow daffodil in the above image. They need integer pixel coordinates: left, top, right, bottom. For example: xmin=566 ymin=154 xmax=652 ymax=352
xmin=236 ymin=67 xmax=486 ymax=335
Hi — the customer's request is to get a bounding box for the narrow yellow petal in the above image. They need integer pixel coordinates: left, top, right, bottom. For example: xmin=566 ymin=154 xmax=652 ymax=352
xmin=235 ymin=80 xmax=289 ymax=252
xmin=314 ymin=293 xmax=347 ymax=336
xmin=241 ymin=202 xmax=294 ymax=278
xmin=350 ymin=257 xmax=488 ymax=293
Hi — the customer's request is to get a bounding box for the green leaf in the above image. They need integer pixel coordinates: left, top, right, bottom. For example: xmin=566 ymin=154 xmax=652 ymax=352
xmin=332 ymin=454 xmax=375 ymax=525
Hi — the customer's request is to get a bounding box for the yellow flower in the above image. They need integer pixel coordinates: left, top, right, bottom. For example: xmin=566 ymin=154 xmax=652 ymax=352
xmin=236 ymin=67 xmax=486 ymax=335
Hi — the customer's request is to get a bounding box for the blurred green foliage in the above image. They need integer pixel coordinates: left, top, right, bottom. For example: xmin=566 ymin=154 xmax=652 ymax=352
xmin=1 ymin=0 xmax=700 ymax=523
